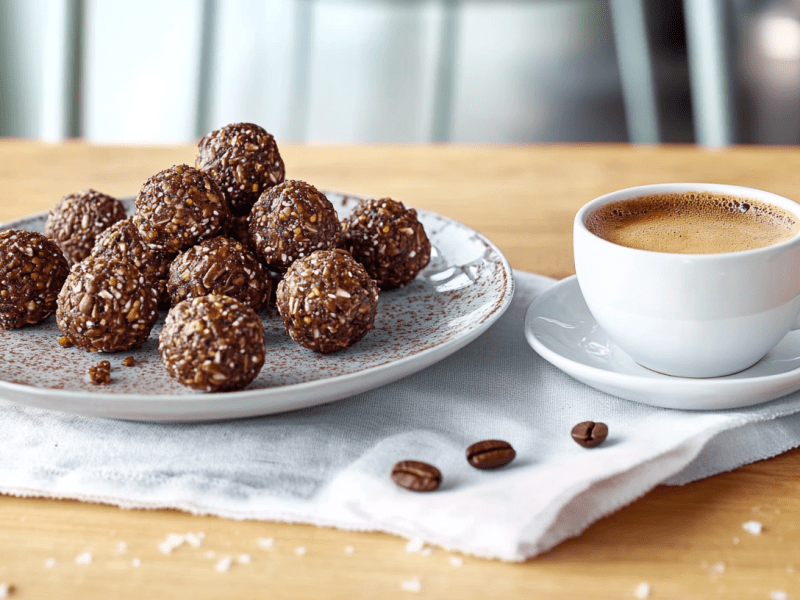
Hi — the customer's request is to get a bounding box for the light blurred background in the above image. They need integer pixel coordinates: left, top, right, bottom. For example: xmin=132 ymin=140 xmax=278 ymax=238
xmin=1 ymin=0 xmax=800 ymax=145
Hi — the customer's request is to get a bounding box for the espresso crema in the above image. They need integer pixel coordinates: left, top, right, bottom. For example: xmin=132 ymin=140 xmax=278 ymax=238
xmin=585 ymin=192 xmax=800 ymax=254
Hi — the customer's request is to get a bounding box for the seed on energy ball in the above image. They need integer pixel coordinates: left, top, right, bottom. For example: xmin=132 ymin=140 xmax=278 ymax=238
xmin=465 ymin=440 xmax=516 ymax=470
xmin=196 ymin=122 xmax=285 ymax=217
xmin=0 ymin=230 xmax=69 ymax=329
xmin=249 ymin=180 xmax=342 ymax=273
xmin=167 ymin=236 xmax=272 ymax=313
xmin=91 ymin=218 xmax=175 ymax=308
xmin=87 ymin=360 xmax=111 ymax=385
xmin=276 ymin=249 xmax=379 ymax=354
xmin=44 ymin=189 xmax=127 ymax=265
xmin=391 ymin=460 xmax=442 ymax=492
xmin=571 ymin=421 xmax=609 ymax=448
xmin=341 ymin=197 xmax=431 ymax=289
xmin=159 ymin=294 xmax=266 ymax=392
xmin=56 ymin=256 xmax=159 ymax=352
xmin=132 ymin=164 xmax=229 ymax=254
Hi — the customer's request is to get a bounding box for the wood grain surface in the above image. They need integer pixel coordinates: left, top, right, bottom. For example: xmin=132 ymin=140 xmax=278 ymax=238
xmin=1 ymin=141 xmax=799 ymax=599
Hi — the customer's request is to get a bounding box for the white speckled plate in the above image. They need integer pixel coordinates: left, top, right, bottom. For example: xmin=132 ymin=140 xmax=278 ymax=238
xmin=525 ymin=275 xmax=800 ymax=410
xmin=0 ymin=192 xmax=513 ymax=421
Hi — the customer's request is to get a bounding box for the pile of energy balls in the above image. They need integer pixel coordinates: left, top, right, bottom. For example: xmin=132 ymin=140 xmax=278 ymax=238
xmin=0 ymin=123 xmax=431 ymax=393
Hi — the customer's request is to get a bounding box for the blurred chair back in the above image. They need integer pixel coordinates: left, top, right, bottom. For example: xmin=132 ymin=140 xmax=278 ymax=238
xmin=1 ymin=0 xmax=668 ymax=145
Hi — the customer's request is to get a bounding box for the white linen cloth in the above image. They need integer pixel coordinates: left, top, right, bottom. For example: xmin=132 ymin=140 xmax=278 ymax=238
xmin=3 ymin=271 xmax=800 ymax=561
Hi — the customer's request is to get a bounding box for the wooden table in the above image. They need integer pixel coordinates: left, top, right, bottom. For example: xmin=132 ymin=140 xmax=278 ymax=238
xmin=1 ymin=141 xmax=799 ymax=599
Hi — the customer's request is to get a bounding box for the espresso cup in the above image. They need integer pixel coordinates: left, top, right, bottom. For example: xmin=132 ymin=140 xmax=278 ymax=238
xmin=573 ymin=183 xmax=800 ymax=378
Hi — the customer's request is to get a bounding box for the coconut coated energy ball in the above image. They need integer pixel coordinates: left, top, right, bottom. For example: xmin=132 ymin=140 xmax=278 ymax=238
xmin=0 ymin=230 xmax=69 ymax=329
xmin=196 ymin=122 xmax=285 ymax=216
xmin=276 ymin=249 xmax=379 ymax=354
xmin=132 ymin=164 xmax=229 ymax=254
xmin=249 ymin=180 xmax=342 ymax=273
xmin=167 ymin=236 xmax=272 ymax=313
xmin=92 ymin=218 xmax=174 ymax=308
xmin=159 ymin=294 xmax=266 ymax=392
xmin=221 ymin=213 xmax=252 ymax=247
xmin=44 ymin=189 xmax=127 ymax=265
xmin=56 ymin=256 xmax=159 ymax=352
xmin=341 ymin=197 xmax=431 ymax=289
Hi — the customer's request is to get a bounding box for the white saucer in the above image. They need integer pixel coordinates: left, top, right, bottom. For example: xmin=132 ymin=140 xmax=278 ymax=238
xmin=524 ymin=275 xmax=800 ymax=410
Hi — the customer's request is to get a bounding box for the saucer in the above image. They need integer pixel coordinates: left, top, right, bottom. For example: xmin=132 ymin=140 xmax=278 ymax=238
xmin=524 ymin=276 xmax=800 ymax=410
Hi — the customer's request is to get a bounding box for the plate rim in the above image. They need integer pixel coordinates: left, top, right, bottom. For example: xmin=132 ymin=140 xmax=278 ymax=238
xmin=0 ymin=193 xmax=515 ymax=419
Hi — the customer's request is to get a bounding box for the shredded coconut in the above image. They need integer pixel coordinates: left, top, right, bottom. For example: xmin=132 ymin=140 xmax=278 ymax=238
xmin=215 ymin=556 xmax=232 ymax=573
xmin=710 ymin=562 xmax=725 ymax=574
xmin=420 ymin=547 xmax=432 ymax=557
xmin=405 ymin=538 xmax=425 ymax=553
xmin=131 ymin=559 xmax=141 ymax=568
xmin=743 ymin=520 xmax=763 ymax=535
xmin=634 ymin=582 xmax=650 ymax=599
xmin=117 ymin=541 xmax=127 ymax=553
xmin=400 ymin=577 xmax=422 ymax=593
xmin=257 ymin=537 xmax=274 ymax=549
xmin=0 ymin=583 xmax=10 ymax=598
xmin=75 ymin=551 xmax=92 ymax=565
xmin=238 ymin=554 xmax=251 ymax=564
xmin=44 ymin=558 xmax=56 ymax=569
xmin=344 ymin=546 xmax=354 ymax=555
xmin=448 ymin=556 xmax=463 ymax=568
xmin=185 ymin=532 xmax=204 ymax=548
xmin=295 ymin=547 xmax=307 ymax=556
xmin=771 ymin=592 xmax=788 ymax=600
xmin=158 ymin=533 xmax=186 ymax=553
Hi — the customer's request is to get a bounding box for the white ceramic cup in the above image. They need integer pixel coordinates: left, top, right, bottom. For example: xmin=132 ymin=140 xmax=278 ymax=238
xmin=573 ymin=183 xmax=800 ymax=378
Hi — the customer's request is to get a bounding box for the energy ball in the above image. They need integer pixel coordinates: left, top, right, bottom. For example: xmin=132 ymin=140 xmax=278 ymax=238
xmin=132 ymin=164 xmax=229 ymax=254
xmin=56 ymin=256 xmax=159 ymax=352
xmin=341 ymin=197 xmax=431 ymax=289
xmin=167 ymin=236 xmax=272 ymax=313
xmin=276 ymin=249 xmax=379 ymax=354
xmin=221 ymin=213 xmax=252 ymax=247
xmin=159 ymin=294 xmax=266 ymax=392
xmin=249 ymin=180 xmax=342 ymax=273
xmin=0 ymin=230 xmax=69 ymax=329
xmin=196 ymin=122 xmax=285 ymax=216
xmin=92 ymin=218 xmax=174 ymax=308
xmin=44 ymin=189 xmax=127 ymax=265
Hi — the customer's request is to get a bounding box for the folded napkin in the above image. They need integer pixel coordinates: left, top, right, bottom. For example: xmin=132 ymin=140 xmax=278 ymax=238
xmin=3 ymin=271 xmax=800 ymax=561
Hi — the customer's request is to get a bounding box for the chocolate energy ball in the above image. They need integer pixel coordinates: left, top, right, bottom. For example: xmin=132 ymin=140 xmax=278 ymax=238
xmin=44 ymin=189 xmax=127 ymax=265
xmin=249 ymin=180 xmax=342 ymax=273
xmin=132 ymin=164 xmax=229 ymax=254
xmin=56 ymin=256 xmax=159 ymax=352
xmin=341 ymin=197 xmax=431 ymax=289
xmin=276 ymin=249 xmax=379 ymax=354
xmin=221 ymin=212 xmax=252 ymax=247
xmin=168 ymin=236 xmax=272 ymax=313
xmin=92 ymin=218 xmax=174 ymax=308
xmin=159 ymin=294 xmax=266 ymax=392
xmin=196 ymin=122 xmax=285 ymax=217
xmin=0 ymin=230 xmax=69 ymax=329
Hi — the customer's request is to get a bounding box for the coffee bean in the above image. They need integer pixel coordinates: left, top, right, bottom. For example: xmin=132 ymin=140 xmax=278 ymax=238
xmin=571 ymin=421 xmax=609 ymax=448
xmin=466 ymin=439 xmax=516 ymax=470
xmin=391 ymin=460 xmax=442 ymax=492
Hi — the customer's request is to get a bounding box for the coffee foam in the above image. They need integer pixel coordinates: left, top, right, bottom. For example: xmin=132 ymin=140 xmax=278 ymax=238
xmin=585 ymin=192 xmax=800 ymax=254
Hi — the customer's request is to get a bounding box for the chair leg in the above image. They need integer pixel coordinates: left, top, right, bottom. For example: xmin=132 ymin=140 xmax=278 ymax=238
xmin=683 ymin=0 xmax=735 ymax=146
xmin=609 ymin=0 xmax=661 ymax=144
